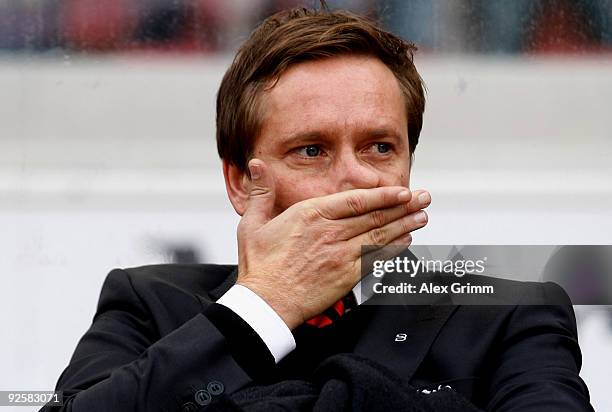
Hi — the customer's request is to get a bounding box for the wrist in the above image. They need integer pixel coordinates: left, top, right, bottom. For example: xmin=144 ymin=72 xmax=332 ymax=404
xmin=236 ymin=280 xmax=304 ymax=330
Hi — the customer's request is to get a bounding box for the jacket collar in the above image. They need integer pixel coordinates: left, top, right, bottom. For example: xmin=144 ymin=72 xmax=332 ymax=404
xmin=208 ymin=263 xmax=457 ymax=382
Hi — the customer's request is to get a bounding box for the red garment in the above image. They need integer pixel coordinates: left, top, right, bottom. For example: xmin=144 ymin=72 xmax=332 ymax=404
xmin=305 ymin=293 xmax=356 ymax=328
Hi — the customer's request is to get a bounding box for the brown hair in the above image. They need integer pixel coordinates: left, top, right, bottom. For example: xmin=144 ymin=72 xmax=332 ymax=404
xmin=216 ymin=6 xmax=426 ymax=172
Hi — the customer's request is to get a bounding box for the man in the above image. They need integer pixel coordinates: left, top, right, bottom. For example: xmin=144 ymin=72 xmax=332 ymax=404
xmin=44 ymin=6 xmax=593 ymax=412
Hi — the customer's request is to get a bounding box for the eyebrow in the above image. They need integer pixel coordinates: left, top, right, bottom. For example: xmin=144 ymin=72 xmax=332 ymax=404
xmin=281 ymin=127 xmax=404 ymax=146
xmin=272 ymin=132 xmax=323 ymax=156
xmin=279 ymin=131 xmax=326 ymax=146
xmin=366 ymin=128 xmax=404 ymax=141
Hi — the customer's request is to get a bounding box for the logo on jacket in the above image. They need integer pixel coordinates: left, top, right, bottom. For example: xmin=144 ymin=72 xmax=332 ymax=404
xmin=416 ymin=384 xmax=453 ymax=395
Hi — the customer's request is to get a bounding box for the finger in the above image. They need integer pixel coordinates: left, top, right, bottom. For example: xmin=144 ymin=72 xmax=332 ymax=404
xmin=241 ymin=159 xmax=276 ymax=229
xmin=356 ymin=233 xmax=412 ymax=282
xmin=388 ymin=231 xmax=414 ymax=247
xmin=349 ymin=230 xmax=415 ymax=287
xmin=348 ymin=209 xmax=428 ymax=252
xmin=337 ymin=190 xmax=431 ymax=240
xmin=364 ymin=232 xmax=412 ymax=262
xmin=313 ymin=186 xmax=412 ymax=220
xmin=412 ymin=190 xmax=431 ymax=209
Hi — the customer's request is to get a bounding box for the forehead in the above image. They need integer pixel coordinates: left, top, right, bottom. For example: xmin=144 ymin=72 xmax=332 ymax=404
xmin=257 ymin=54 xmax=407 ymax=140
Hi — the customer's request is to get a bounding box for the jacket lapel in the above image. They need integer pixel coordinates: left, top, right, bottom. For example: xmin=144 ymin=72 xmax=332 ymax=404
xmin=208 ymin=264 xmax=458 ymax=382
xmin=353 ymin=303 xmax=457 ymax=382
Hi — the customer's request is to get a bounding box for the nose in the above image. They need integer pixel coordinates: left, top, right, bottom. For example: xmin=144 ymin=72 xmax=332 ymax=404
xmin=332 ymin=149 xmax=381 ymax=192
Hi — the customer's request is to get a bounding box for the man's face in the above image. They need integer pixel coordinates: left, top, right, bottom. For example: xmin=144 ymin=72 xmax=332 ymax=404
xmin=232 ymin=54 xmax=411 ymax=217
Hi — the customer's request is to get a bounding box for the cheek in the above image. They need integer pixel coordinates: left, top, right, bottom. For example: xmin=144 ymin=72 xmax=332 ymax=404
xmin=379 ymin=163 xmax=410 ymax=187
xmin=272 ymin=175 xmax=333 ymax=213
xmin=400 ymin=171 xmax=410 ymax=186
xmin=269 ymin=159 xmax=411 ymax=214
xmin=397 ymin=157 xmax=411 ymax=186
xmin=377 ymin=174 xmax=408 ymax=189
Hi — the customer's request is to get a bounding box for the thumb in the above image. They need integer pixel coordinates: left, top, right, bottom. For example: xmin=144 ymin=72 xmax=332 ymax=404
xmin=242 ymin=159 xmax=276 ymax=228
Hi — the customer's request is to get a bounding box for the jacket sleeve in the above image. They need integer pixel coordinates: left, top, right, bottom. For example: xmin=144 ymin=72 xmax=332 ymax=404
xmin=41 ymin=268 xmax=275 ymax=412
xmin=485 ymin=282 xmax=594 ymax=412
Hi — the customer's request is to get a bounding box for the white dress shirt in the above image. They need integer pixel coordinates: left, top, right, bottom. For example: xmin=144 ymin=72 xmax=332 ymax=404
xmin=217 ymin=282 xmax=364 ymax=363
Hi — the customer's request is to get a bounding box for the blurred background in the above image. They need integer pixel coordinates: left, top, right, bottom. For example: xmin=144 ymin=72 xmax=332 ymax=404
xmin=1 ymin=0 xmax=611 ymax=410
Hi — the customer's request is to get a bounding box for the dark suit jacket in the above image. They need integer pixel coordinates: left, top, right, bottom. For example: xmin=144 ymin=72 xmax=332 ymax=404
xmin=43 ymin=264 xmax=593 ymax=411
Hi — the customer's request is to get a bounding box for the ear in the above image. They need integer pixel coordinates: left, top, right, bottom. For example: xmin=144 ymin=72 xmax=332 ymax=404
xmin=223 ymin=160 xmax=250 ymax=216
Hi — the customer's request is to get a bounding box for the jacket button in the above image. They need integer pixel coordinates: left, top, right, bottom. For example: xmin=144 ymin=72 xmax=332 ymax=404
xmin=206 ymin=381 xmax=225 ymax=396
xmin=181 ymin=402 xmax=198 ymax=412
xmin=194 ymin=389 xmax=212 ymax=406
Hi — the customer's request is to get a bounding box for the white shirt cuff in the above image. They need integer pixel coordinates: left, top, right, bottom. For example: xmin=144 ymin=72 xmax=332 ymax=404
xmin=217 ymin=284 xmax=296 ymax=363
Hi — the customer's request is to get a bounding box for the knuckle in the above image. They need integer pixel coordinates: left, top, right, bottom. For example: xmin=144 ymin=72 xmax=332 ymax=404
xmin=329 ymin=248 xmax=345 ymax=265
xmin=403 ymin=201 xmax=412 ymax=214
xmin=299 ymin=199 xmax=315 ymax=210
xmin=370 ymin=209 xmax=386 ymax=228
xmin=320 ymin=228 xmax=340 ymax=244
xmin=399 ymin=217 xmax=411 ymax=234
xmin=369 ymin=227 xmax=387 ymax=245
xmin=300 ymin=207 xmax=321 ymax=223
xmin=346 ymin=194 xmax=366 ymax=216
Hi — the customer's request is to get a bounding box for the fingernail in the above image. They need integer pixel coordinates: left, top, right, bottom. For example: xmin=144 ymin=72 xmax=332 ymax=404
xmin=249 ymin=164 xmax=261 ymax=180
xmin=418 ymin=192 xmax=431 ymax=205
xmin=397 ymin=190 xmax=411 ymax=202
xmin=415 ymin=211 xmax=428 ymax=224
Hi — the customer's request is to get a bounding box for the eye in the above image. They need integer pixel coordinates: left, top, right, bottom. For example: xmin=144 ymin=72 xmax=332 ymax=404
xmin=297 ymin=145 xmax=322 ymax=157
xmin=374 ymin=142 xmax=391 ymax=154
